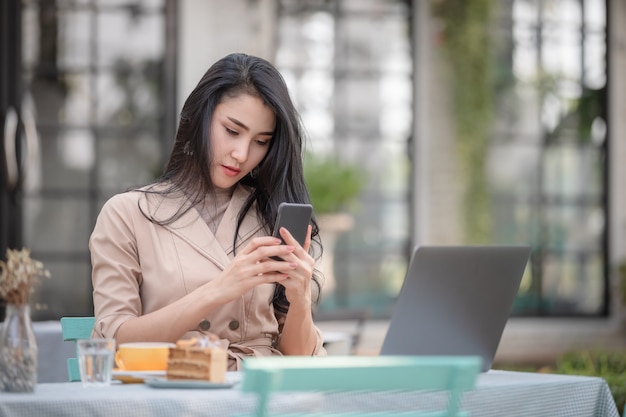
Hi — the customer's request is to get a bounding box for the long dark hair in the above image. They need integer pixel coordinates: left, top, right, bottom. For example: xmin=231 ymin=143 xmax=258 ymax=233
xmin=140 ymin=53 xmax=322 ymax=314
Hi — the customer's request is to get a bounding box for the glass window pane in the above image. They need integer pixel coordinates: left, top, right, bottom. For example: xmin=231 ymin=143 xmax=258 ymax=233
xmin=57 ymin=10 xmax=92 ymax=70
xmin=59 ymin=73 xmax=92 ymax=125
xmin=97 ymin=132 xmax=162 ymax=190
xmin=96 ymin=66 xmax=163 ymax=126
xmin=276 ymin=12 xmax=334 ymax=70
xmin=23 ymin=197 xmax=92 ymax=253
xmin=584 ymin=0 xmax=606 ymax=31
xmin=542 ymin=146 xmax=603 ymax=198
xmin=30 ymin=260 xmax=92 ymax=321
xmin=542 ymin=251 xmax=603 ymax=314
xmin=36 ymin=129 xmax=94 ymax=190
xmin=97 ymin=11 xmax=164 ymax=67
xmin=584 ymin=33 xmax=606 ymax=88
xmin=21 ymin=3 xmax=40 ymax=69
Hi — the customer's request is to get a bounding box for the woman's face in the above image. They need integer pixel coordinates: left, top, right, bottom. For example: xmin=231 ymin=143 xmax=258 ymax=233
xmin=209 ymin=93 xmax=276 ymax=189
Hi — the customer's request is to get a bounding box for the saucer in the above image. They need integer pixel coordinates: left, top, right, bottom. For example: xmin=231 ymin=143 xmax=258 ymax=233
xmin=144 ymin=378 xmax=235 ymax=389
xmin=112 ymin=369 xmax=166 ymax=383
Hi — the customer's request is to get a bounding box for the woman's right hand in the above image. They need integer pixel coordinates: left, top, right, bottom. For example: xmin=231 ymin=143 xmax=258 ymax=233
xmin=208 ymin=236 xmax=296 ymax=303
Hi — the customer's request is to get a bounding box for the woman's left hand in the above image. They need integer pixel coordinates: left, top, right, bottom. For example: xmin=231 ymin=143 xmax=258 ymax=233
xmin=273 ymin=225 xmax=315 ymax=305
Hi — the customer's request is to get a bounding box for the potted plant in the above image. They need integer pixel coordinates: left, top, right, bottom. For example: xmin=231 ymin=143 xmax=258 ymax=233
xmin=304 ymin=153 xmax=365 ymax=215
xmin=303 ymin=153 xmax=366 ymax=296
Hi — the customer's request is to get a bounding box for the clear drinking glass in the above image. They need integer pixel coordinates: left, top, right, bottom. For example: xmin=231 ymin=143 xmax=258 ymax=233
xmin=77 ymin=338 xmax=115 ymax=387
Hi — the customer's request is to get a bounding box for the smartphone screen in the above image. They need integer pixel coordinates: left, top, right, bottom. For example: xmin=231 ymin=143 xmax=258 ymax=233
xmin=272 ymin=203 xmax=313 ymax=259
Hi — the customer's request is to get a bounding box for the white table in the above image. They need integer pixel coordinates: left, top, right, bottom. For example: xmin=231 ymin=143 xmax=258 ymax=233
xmin=0 ymin=370 xmax=619 ymax=417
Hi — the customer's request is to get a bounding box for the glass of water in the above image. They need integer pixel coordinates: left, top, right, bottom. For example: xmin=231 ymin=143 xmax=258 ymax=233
xmin=77 ymin=338 xmax=116 ymax=387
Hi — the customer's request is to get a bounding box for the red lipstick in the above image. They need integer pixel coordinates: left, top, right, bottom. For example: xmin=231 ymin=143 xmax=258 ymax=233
xmin=221 ymin=165 xmax=241 ymax=177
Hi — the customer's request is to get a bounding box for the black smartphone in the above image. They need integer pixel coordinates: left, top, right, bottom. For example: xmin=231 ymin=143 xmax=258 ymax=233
xmin=271 ymin=202 xmax=313 ymax=260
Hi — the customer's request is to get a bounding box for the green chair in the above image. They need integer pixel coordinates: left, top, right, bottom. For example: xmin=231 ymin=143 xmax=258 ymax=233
xmin=60 ymin=316 xmax=96 ymax=382
xmin=240 ymin=355 xmax=481 ymax=417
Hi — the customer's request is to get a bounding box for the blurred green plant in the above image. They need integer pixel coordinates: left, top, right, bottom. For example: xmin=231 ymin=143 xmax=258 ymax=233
xmin=555 ymin=350 xmax=626 ymax=414
xmin=433 ymin=0 xmax=494 ymax=243
xmin=303 ymin=153 xmax=366 ymax=215
xmin=496 ymin=349 xmax=626 ymax=414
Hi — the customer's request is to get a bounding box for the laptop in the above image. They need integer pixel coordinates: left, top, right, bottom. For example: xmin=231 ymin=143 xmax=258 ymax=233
xmin=380 ymin=245 xmax=531 ymax=372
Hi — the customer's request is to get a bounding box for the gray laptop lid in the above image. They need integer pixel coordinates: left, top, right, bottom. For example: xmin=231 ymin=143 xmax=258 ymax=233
xmin=380 ymin=245 xmax=530 ymax=372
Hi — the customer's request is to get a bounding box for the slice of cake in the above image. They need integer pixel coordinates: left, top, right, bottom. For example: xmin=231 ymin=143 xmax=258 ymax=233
xmin=166 ymin=338 xmax=227 ymax=382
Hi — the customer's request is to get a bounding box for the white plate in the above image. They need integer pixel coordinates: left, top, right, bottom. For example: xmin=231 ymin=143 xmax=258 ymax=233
xmin=144 ymin=378 xmax=235 ymax=389
xmin=112 ymin=370 xmax=166 ymax=383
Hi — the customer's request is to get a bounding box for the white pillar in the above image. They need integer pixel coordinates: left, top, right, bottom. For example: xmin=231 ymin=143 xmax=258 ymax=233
xmin=177 ymin=0 xmax=277 ymax=115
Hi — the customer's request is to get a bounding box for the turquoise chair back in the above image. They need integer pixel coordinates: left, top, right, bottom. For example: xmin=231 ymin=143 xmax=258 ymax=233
xmin=241 ymin=355 xmax=481 ymax=417
xmin=60 ymin=316 xmax=96 ymax=382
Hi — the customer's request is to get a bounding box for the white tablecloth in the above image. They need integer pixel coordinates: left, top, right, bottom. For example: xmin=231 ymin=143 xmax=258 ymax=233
xmin=0 ymin=370 xmax=619 ymax=417
xmin=325 ymin=370 xmax=619 ymax=417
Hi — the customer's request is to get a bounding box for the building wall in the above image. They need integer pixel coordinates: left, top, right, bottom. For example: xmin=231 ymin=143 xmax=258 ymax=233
xmin=412 ymin=0 xmax=463 ymax=246
xmin=409 ymin=0 xmax=626 ymax=364
xmin=177 ymin=0 xmax=277 ymax=114
xmin=494 ymin=0 xmax=626 ymax=364
xmin=609 ymin=0 xmax=626 ymax=312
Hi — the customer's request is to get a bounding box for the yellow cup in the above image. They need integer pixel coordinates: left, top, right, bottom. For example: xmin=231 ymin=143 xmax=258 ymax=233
xmin=114 ymin=342 xmax=174 ymax=371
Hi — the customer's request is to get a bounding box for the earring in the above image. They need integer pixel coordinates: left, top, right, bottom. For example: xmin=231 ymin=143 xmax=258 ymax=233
xmin=250 ymin=166 xmax=259 ymax=179
xmin=183 ymin=141 xmax=194 ymax=156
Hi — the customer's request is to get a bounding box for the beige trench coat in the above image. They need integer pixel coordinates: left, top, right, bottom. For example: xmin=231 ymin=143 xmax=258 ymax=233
xmin=90 ymin=185 xmax=325 ymax=370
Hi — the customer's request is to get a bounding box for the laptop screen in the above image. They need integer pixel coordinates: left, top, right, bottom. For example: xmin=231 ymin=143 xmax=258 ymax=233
xmin=379 ymin=245 xmax=530 ymax=372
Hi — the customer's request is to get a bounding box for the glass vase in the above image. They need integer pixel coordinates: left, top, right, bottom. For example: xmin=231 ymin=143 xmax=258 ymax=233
xmin=0 ymin=304 xmax=38 ymax=392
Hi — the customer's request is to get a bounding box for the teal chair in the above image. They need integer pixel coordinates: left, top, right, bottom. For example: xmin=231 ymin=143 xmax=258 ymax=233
xmin=240 ymin=355 xmax=481 ymax=417
xmin=60 ymin=316 xmax=96 ymax=382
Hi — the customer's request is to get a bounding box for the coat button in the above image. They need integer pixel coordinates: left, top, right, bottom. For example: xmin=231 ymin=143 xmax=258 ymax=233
xmin=228 ymin=320 xmax=240 ymax=330
xmin=198 ymin=320 xmax=211 ymax=331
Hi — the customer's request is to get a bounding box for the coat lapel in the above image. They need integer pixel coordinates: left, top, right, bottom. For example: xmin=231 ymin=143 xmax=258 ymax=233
xmin=215 ymin=186 xmax=265 ymax=256
xmin=139 ymin=185 xmax=264 ymax=269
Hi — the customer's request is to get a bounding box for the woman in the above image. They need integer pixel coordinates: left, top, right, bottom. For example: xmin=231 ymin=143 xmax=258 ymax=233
xmin=90 ymin=53 xmax=326 ymax=370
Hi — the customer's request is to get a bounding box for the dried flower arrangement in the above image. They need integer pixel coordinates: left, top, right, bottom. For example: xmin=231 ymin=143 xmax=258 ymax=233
xmin=0 ymin=248 xmax=50 ymax=305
